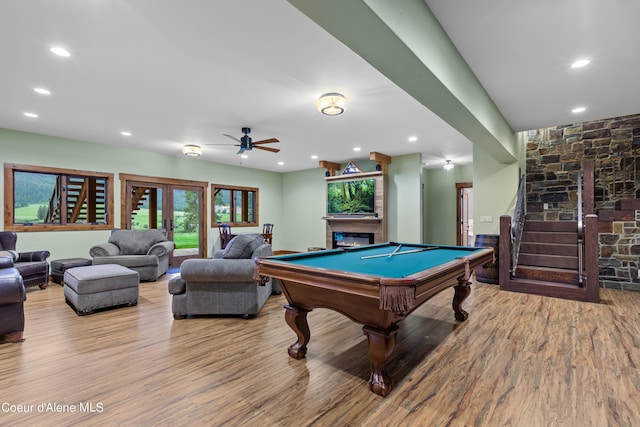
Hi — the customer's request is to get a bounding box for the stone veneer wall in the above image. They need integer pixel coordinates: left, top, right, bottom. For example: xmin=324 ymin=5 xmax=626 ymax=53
xmin=525 ymin=112 xmax=640 ymax=291
xmin=598 ymin=211 xmax=640 ymax=291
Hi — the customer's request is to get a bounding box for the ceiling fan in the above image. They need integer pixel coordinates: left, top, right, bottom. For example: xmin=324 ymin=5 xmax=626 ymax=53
xmin=207 ymin=127 xmax=280 ymax=154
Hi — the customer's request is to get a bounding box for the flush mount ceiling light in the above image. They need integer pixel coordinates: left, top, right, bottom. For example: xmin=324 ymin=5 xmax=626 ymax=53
xmin=572 ymin=106 xmax=586 ymax=113
xmin=443 ymin=160 xmax=454 ymax=171
xmin=317 ymin=92 xmax=346 ymax=115
xmin=181 ymin=144 xmax=202 ymax=157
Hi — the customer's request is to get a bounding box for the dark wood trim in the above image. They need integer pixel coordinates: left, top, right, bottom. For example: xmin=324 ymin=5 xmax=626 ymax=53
xmin=4 ymin=162 xmax=114 ymax=232
xmin=583 ymin=159 xmax=595 ymax=215
xmin=120 ymin=174 xmax=208 ymax=260
xmin=211 ymin=183 xmax=259 ymax=227
xmin=455 ymin=182 xmax=473 ymax=246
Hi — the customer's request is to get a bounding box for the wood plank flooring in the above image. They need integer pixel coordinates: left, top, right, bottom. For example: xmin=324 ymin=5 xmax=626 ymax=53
xmin=1 ymin=274 xmax=639 ymax=426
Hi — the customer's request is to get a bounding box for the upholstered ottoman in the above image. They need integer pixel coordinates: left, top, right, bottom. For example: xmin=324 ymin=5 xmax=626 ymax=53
xmin=64 ymin=264 xmax=139 ymax=315
xmin=50 ymin=258 xmax=92 ymax=285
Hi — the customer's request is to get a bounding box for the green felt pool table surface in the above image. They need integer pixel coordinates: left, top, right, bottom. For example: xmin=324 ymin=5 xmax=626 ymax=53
xmin=267 ymin=242 xmax=487 ymax=279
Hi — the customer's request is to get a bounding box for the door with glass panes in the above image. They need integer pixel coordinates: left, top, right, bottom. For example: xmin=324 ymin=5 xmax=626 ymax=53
xmin=125 ymin=180 xmax=205 ymax=266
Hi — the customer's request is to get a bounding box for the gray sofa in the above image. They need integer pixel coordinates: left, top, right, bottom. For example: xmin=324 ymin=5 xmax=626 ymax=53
xmin=169 ymin=234 xmax=277 ymax=319
xmin=89 ymin=229 xmax=174 ymax=281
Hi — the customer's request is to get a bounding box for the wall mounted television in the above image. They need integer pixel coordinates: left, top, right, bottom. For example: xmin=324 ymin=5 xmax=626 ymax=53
xmin=327 ymin=178 xmax=376 ymax=215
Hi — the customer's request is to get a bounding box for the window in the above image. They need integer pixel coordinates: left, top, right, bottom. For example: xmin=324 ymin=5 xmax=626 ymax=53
xmin=4 ymin=163 xmax=114 ymax=231
xmin=212 ymin=184 xmax=258 ymax=227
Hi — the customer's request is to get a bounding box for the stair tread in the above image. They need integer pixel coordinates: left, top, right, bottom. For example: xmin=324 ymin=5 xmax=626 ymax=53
xmin=517 ymin=265 xmax=578 ymax=273
xmin=508 ymin=277 xmax=583 ymax=289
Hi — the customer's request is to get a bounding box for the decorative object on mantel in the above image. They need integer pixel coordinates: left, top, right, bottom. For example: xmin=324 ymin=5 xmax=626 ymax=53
xmin=341 ymin=161 xmax=363 ymax=174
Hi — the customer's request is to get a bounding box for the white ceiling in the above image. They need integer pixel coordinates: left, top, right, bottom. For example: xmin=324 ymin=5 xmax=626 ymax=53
xmin=1 ymin=1 xmax=638 ymax=172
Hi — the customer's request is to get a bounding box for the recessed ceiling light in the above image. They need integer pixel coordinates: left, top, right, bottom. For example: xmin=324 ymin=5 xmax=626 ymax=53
xmin=120 ymin=131 xmax=132 ymax=136
xmin=277 ymin=161 xmax=284 ymax=166
xmin=50 ymin=46 xmax=71 ymax=57
xmin=572 ymin=107 xmax=586 ymax=113
xmin=571 ymin=59 xmax=590 ymax=68
xmin=408 ymin=136 xmax=418 ymax=142
xmin=33 ymin=87 xmax=51 ymax=95
xmin=353 ymin=147 xmax=361 ymax=152
xmin=311 ymin=155 xmax=318 ymax=160
xmin=24 ymin=112 xmax=38 ymax=118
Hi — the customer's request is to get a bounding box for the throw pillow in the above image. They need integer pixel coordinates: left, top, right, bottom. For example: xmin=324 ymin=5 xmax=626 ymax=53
xmin=0 ymin=250 xmax=18 ymax=261
xmin=222 ymin=234 xmax=265 ymax=259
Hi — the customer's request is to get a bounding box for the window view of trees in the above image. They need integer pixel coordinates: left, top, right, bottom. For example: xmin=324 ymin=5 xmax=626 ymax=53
xmin=13 ymin=172 xmax=58 ymax=223
xmin=212 ymin=185 xmax=258 ymax=226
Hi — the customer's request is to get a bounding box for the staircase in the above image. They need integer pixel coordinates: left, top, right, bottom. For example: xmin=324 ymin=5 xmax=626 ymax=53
xmin=45 ymin=176 xmax=107 ymax=223
xmin=515 ymin=220 xmax=580 ymax=285
xmin=498 ymin=160 xmax=599 ymax=303
xmin=499 ymin=216 xmax=599 ymax=302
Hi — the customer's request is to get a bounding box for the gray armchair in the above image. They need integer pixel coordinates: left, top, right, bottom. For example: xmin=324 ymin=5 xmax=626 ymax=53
xmin=90 ymin=229 xmax=174 ymax=281
xmin=169 ymin=234 xmax=277 ymax=319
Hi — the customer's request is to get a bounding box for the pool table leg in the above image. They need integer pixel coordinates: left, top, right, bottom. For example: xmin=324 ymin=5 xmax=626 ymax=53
xmin=453 ymin=278 xmax=472 ymax=321
xmin=284 ymin=304 xmax=311 ymax=359
xmin=363 ymin=324 xmax=399 ymax=397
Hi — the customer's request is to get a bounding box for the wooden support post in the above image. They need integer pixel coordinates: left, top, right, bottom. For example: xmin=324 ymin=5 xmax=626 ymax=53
xmin=370 ymin=152 xmax=392 ymax=174
xmin=584 ymin=213 xmax=600 ymax=303
xmin=499 ymin=215 xmax=512 ymax=291
xmin=583 ymin=159 xmax=595 ymax=215
xmin=319 ymin=160 xmax=341 ymax=176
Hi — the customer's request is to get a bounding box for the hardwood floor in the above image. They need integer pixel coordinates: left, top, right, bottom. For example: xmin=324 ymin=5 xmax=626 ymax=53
xmin=1 ymin=274 xmax=639 ymax=426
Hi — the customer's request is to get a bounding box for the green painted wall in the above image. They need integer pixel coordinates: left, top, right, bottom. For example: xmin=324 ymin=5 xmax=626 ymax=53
xmin=472 ymin=144 xmax=520 ymax=236
xmin=0 ymin=128 xmax=283 ymax=259
xmin=387 ymin=153 xmax=422 ymax=243
xmin=280 ymin=167 xmax=327 ymax=252
xmin=423 ymin=163 xmax=473 ymax=245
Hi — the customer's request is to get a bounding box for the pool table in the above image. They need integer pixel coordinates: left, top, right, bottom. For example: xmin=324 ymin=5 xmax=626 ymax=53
xmin=256 ymin=242 xmax=494 ymax=396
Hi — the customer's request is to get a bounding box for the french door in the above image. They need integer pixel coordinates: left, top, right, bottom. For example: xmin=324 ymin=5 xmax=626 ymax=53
xmin=120 ymin=174 xmax=208 ymax=266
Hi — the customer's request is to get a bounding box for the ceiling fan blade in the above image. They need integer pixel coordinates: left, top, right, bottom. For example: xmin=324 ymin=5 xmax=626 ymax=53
xmin=223 ymin=133 xmax=242 ymax=143
xmin=252 ymin=138 xmax=279 ymax=145
xmin=236 ymin=147 xmax=245 ymax=154
xmin=253 ymin=145 xmax=280 ymax=153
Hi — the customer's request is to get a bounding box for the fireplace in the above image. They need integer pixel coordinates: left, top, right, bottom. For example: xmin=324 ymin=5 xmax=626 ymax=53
xmin=332 ymin=232 xmax=375 ymax=249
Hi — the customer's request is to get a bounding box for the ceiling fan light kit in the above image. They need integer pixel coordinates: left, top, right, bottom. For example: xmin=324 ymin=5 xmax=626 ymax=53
xmin=182 ymin=144 xmax=202 ymax=157
xmin=317 ymin=92 xmax=346 ymax=116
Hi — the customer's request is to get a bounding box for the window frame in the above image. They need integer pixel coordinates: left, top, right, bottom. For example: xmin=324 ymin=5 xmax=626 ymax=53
xmin=4 ymin=163 xmax=115 ymax=232
xmin=211 ymin=184 xmax=259 ymax=227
